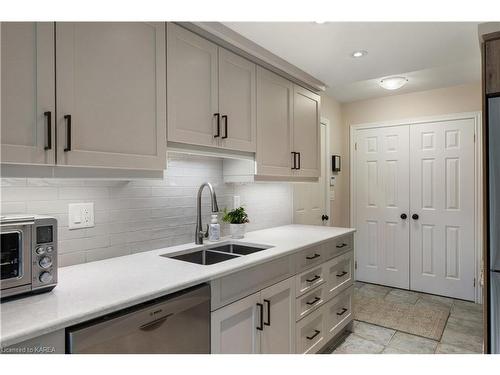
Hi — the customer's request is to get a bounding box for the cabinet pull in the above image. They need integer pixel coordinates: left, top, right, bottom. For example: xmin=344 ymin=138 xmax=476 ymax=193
xmin=213 ymin=113 xmax=220 ymax=138
xmin=297 ymin=152 xmax=301 ymax=169
xmin=336 ymin=308 xmax=348 ymax=316
xmin=306 ymin=275 xmax=321 ymax=283
xmin=306 ymin=296 xmax=321 ymax=306
xmin=336 ymin=243 xmax=348 ymax=249
xmin=222 ymin=115 xmax=228 ymax=139
xmin=291 ymin=152 xmax=297 ymax=169
xmin=306 ymin=253 xmax=320 ymax=260
xmin=306 ymin=329 xmax=320 ymax=340
xmin=44 ymin=111 xmax=52 ymax=150
xmin=336 ymin=271 xmax=348 ymax=278
xmin=264 ymin=299 xmax=271 ymax=326
xmin=64 ymin=114 xmax=72 ymax=152
xmin=256 ymin=303 xmax=264 ymax=331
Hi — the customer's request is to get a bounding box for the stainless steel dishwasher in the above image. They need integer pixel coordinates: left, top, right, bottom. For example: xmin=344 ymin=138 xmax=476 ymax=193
xmin=66 ymin=284 xmax=210 ymax=354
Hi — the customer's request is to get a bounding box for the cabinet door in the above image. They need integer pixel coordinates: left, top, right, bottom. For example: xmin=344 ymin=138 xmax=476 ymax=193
xmin=256 ymin=67 xmax=293 ymax=176
xmin=56 ymin=22 xmax=166 ymax=170
xmin=211 ymin=292 xmax=261 ymax=354
xmin=260 ymin=277 xmax=296 ymax=354
xmin=167 ymin=23 xmax=219 ymax=148
xmin=293 ymin=85 xmax=320 ymax=177
xmin=485 ymin=38 xmax=500 ymax=95
xmin=1 ymin=22 xmax=55 ymax=165
xmin=218 ymin=48 xmax=256 ymax=152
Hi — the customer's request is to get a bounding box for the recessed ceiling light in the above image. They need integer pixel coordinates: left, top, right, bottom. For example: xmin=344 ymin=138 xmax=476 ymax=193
xmin=314 ymin=21 xmax=326 ymax=24
xmin=351 ymin=50 xmax=367 ymax=58
xmin=379 ymin=76 xmax=408 ymax=90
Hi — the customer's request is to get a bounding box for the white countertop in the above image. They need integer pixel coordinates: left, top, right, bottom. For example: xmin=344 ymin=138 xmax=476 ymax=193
xmin=0 ymin=225 xmax=354 ymax=347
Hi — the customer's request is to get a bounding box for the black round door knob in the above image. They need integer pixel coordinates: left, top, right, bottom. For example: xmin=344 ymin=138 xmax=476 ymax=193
xmin=412 ymin=214 xmax=419 ymax=220
xmin=400 ymin=213 xmax=407 ymax=220
xmin=322 ymin=214 xmax=329 ymax=221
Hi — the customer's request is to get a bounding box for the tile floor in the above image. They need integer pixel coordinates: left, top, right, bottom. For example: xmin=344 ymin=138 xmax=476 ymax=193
xmin=331 ymin=282 xmax=484 ymax=354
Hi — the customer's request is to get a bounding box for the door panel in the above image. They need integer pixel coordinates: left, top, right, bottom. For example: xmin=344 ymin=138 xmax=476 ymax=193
xmin=167 ymin=23 xmax=219 ymax=148
xmin=355 ymin=126 xmax=410 ymax=289
xmin=1 ymin=22 xmax=55 ymax=165
xmin=409 ymin=119 xmax=475 ymax=300
xmin=256 ymin=67 xmax=293 ymax=176
xmin=260 ymin=278 xmax=295 ymax=353
xmin=56 ymin=22 xmax=166 ymax=170
xmin=293 ymin=124 xmax=327 ymax=225
xmin=293 ymin=85 xmax=320 ymax=177
xmin=218 ymin=48 xmax=256 ymax=152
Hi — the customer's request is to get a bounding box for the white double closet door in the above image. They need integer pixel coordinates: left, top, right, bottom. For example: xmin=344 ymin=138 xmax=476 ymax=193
xmin=354 ymin=118 xmax=475 ymax=301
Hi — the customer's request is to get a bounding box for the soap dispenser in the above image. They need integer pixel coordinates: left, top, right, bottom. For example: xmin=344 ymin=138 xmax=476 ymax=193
xmin=208 ymin=214 xmax=220 ymax=241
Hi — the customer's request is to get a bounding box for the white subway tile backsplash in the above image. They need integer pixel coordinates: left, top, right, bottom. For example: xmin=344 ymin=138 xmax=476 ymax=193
xmin=0 ymin=154 xmax=292 ymax=266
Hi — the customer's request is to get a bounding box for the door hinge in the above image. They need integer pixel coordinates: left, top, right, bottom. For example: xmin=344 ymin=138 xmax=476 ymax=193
xmin=473 ymin=278 xmax=476 ymax=287
xmin=354 ymin=261 xmax=358 ymax=270
xmin=354 ymin=142 xmax=358 ymax=151
xmin=474 ymin=134 xmax=476 ymax=143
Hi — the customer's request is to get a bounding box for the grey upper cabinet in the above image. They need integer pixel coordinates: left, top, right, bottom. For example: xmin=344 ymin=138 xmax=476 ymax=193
xmin=256 ymin=67 xmax=294 ymax=177
xmin=292 ymin=85 xmax=320 ymax=178
xmin=218 ymin=48 xmax=256 ymax=152
xmin=1 ymin=22 xmax=56 ymax=165
xmin=167 ymin=23 xmax=219 ymax=148
xmin=56 ymin=22 xmax=166 ymax=170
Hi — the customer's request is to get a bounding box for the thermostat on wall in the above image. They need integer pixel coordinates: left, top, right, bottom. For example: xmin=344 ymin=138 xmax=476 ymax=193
xmin=332 ymin=155 xmax=341 ymax=172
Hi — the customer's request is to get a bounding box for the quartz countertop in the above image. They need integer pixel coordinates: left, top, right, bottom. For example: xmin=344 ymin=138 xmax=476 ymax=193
xmin=0 ymin=225 xmax=355 ymax=347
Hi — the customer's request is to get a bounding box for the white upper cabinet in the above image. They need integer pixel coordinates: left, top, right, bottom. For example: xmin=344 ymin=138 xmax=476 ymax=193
xmin=218 ymin=48 xmax=256 ymax=152
xmin=1 ymin=22 xmax=55 ymax=165
xmin=56 ymin=22 xmax=166 ymax=170
xmin=292 ymin=85 xmax=320 ymax=178
xmin=256 ymin=67 xmax=294 ymax=176
xmin=167 ymin=23 xmax=219 ymax=148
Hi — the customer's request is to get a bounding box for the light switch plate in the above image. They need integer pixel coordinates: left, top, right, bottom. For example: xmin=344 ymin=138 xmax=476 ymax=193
xmin=233 ymin=195 xmax=241 ymax=208
xmin=330 ymin=189 xmax=335 ymax=201
xmin=68 ymin=203 xmax=95 ymax=230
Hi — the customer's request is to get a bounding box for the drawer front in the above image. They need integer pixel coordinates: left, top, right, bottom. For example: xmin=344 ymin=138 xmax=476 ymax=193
xmin=324 ymin=233 xmax=353 ymax=260
xmin=296 ymin=284 xmax=326 ymax=321
xmin=325 ymin=285 xmax=353 ymax=338
xmin=295 ymin=245 xmax=325 ymax=273
xmin=295 ymin=264 xmax=325 ymax=297
xmin=295 ymin=307 xmax=325 ymax=354
xmin=326 ymin=251 xmax=354 ymax=298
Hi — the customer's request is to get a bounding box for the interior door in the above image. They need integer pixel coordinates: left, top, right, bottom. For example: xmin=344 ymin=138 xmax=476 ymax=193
xmin=167 ymin=23 xmax=219 ymax=148
xmin=56 ymin=22 xmax=166 ymax=170
xmin=292 ymin=85 xmax=320 ymax=178
xmin=409 ymin=119 xmax=475 ymax=300
xmin=218 ymin=48 xmax=256 ymax=152
xmin=256 ymin=67 xmax=293 ymax=176
xmin=354 ymin=125 xmax=410 ymax=289
xmin=260 ymin=278 xmax=295 ymax=354
xmin=293 ymin=123 xmax=327 ymax=225
xmin=1 ymin=22 xmax=55 ymax=165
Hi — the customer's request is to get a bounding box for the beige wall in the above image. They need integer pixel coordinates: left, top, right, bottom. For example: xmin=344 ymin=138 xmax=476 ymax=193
xmin=321 ymin=82 xmax=481 ymax=228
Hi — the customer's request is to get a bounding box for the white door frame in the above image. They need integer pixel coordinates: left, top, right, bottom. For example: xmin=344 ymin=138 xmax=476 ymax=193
xmin=349 ymin=111 xmax=483 ymax=303
xmin=321 ymin=117 xmax=331 ymax=225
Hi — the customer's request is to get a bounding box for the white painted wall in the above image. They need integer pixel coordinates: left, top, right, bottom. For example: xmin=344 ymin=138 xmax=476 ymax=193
xmin=0 ymin=154 xmax=292 ymax=267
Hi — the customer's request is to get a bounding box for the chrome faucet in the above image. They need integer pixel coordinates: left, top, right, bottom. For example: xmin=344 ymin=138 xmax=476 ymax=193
xmin=195 ymin=182 xmax=219 ymax=245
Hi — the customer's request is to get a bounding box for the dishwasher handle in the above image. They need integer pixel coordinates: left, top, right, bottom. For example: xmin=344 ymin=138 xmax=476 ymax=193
xmin=139 ymin=313 xmax=173 ymax=331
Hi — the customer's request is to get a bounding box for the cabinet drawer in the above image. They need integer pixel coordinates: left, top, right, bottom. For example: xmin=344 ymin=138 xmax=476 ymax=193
xmin=326 ymin=251 xmax=354 ymax=298
xmin=324 ymin=234 xmax=353 ymax=259
xmin=325 ymin=285 xmax=353 ymax=339
xmin=296 ymin=284 xmax=326 ymax=321
xmin=295 ymin=264 xmax=325 ymax=297
xmin=295 ymin=306 xmax=325 ymax=354
xmin=295 ymin=245 xmax=324 ymax=273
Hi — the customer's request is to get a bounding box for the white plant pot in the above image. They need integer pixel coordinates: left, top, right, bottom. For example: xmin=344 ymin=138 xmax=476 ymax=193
xmin=229 ymin=223 xmax=246 ymax=239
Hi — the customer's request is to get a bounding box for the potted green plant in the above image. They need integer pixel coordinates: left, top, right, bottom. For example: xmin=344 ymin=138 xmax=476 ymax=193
xmin=222 ymin=206 xmax=249 ymax=239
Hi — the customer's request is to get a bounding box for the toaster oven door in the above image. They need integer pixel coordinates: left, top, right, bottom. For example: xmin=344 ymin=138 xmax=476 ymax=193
xmin=0 ymin=224 xmax=32 ymax=295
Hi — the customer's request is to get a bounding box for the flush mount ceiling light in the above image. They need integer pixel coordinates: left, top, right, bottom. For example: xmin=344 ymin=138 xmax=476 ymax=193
xmin=314 ymin=21 xmax=327 ymax=24
xmin=351 ymin=50 xmax=367 ymax=58
xmin=379 ymin=76 xmax=408 ymax=90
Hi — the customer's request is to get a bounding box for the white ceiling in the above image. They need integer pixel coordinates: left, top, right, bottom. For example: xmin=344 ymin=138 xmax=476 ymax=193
xmin=223 ymin=22 xmax=481 ymax=102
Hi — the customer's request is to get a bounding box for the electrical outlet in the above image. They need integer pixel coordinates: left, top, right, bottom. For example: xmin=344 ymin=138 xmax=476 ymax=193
xmin=68 ymin=203 xmax=95 ymax=230
xmin=233 ymin=195 xmax=241 ymax=208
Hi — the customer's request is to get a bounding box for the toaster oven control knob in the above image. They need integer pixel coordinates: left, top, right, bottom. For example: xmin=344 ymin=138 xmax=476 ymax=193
xmin=39 ymin=271 xmax=53 ymax=284
xmin=39 ymin=256 xmax=52 ymax=269
xmin=35 ymin=246 xmax=45 ymax=255
xmin=46 ymin=246 xmax=54 ymax=253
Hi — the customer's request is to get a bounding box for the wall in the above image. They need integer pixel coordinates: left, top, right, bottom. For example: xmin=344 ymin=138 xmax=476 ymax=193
xmin=0 ymin=154 xmax=293 ymax=267
xmin=340 ymin=82 xmax=482 ymax=224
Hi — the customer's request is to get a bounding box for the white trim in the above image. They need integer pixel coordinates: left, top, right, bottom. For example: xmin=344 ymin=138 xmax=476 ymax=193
xmin=321 ymin=117 xmax=331 ymax=225
xmin=349 ymin=111 xmax=483 ymax=303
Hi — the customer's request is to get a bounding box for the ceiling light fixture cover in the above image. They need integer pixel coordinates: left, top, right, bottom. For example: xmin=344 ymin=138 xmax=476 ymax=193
xmin=379 ymin=76 xmax=408 ymax=90
xmin=351 ymin=50 xmax=367 ymax=58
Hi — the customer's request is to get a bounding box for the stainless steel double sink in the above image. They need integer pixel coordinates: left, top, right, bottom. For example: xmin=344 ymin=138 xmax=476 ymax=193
xmin=161 ymin=242 xmax=273 ymax=265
